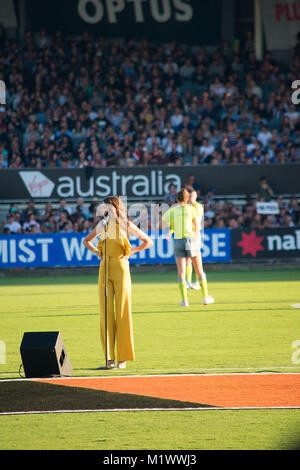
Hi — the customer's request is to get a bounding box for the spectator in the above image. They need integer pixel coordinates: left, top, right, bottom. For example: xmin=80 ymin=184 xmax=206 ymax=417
xmin=71 ymin=197 xmax=90 ymax=219
xmin=257 ymin=125 xmax=272 ymax=149
xmin=183 ymin=174 xmax=201 ymax=196
xmin=179 ymin=58 xmax=195 ymax=80
xmin=164 ymin=183 xmax=177 ymax=206
xmin=3 ymin=213 xmax=22 ymax=233
xmin=60 ymin=220 xmax=73 ymax=233
xmin=289 ymin=196 xmax=300 ymax=224
xmin=57 ymin=199 xmax=72 ymax=217
xmin=170 ymin=107 xmax=184 ymax=131
xmin=256 ymin=176 xmax=274 ymax=202
xmin=199 ymin=138 xmax=215 ymax=162
xmin=21 ymin=199 xmax=40 ymax=223
xmin=23 ymin=213 xmax=40 ymax=232
xmin=205 ymin=188 xmax=215 ymax=209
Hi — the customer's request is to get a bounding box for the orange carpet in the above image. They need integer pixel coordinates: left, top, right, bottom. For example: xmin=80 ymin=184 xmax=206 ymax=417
xmin=37 ymin=373 xmax=300 ymax=408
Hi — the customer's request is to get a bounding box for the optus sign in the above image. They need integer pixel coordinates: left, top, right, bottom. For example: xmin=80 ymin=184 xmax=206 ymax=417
xmin=26 ymin=0 xmax=221 ymax=45
xmin=77 ymin=0 xmax=194 ymax=24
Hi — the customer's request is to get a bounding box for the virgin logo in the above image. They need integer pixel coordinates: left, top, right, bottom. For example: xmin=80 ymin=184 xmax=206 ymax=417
xmin=19 ymin=171 xmax=55 ymax=197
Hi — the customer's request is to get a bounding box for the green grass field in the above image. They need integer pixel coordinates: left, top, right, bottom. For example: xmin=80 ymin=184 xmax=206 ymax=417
xmin=1 ymin=267 xmax=300 ymax=450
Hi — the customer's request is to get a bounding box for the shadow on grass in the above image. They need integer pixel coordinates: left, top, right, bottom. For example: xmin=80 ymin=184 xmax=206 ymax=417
xmin=1 ymin=268 xmax=300 ymax=287
xmin=0 ymin=381 xmax=215 ymax=413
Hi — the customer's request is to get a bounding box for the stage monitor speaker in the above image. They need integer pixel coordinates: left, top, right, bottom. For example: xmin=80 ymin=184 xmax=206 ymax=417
xmin=20 ymin=331 xmax=72 ymax=378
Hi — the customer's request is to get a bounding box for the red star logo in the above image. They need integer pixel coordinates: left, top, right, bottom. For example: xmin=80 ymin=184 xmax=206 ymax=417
xmin=237 ymin=230 xmax=264 ymax=257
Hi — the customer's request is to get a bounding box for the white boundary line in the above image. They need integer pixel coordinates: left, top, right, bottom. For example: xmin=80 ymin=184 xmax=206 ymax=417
xmin=48 ymin=366 xmax=300 ymax=374
xmin=1 ymin=406 xmax=300 ymax=416
xmin=1 ymin=371 xmax=300 ymax=382
xmin=32 ymin=371 xmax=300 ymax=380
xmin=1 ymin=365 xmax=300 ymax=379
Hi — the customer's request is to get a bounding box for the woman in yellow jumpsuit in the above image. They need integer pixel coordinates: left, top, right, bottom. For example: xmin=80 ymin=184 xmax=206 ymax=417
xmin=83 ymin=196 xmax=153 ymax=369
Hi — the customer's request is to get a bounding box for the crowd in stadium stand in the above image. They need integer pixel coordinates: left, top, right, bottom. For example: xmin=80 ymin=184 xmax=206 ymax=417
xmin=2 ymin=187 xmax=300 ymax=235
xmin=1 ymin=26 xmax=299 ymax=234
xmin=0 ymin=26 xmax=300 ymax=170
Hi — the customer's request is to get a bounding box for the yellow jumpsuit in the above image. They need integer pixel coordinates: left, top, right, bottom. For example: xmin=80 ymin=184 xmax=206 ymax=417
xmin=97 ymin=220 xmax=134 ymax=363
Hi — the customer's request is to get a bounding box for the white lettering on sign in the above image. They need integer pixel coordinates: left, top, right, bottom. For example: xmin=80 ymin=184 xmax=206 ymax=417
xmin=291 ymin=80 xmax=300 ymax=105
xmin=77 ymin=0 xmax=193 ymax=24
xmin=18 ymin=170 xmax=181 ymax=199
xmin=56 ymin=171 xmax=181 ymax=198
xmin=212 ymin=233 xmax=227 ymax=257
xmin=267 ymin=230 xmax=300 ymax=251
xmin=36 ymin=238 xmax=54 ymax=262
xmin=61 ymin=237 xmax=87 ymax=261
xmin=77 ymin=0 xmax=105 ymax=23
xmin=0 ymin=238 xmax=53 ymax=264
xmin=199 ymin=232 xmax=229 ymax=259
xmin=61 ymin=237 xmax=98 ymax=261
xmin=18 ymin=239 xmax=36 ymax=263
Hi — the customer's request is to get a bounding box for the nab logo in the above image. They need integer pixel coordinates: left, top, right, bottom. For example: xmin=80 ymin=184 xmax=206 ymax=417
xmin=237 ymin=230 xmax=264 ymax=257
xmin=19 ymin=171 xmax=55 ymax=198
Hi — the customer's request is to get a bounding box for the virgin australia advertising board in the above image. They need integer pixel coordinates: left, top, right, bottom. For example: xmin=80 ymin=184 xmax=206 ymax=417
xmin=0 ymin=230 xmax=231 ymax=269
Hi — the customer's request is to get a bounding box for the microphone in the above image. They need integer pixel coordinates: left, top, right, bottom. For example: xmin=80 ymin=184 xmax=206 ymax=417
xmin=102 ymin=213 xmax=110 ymax=227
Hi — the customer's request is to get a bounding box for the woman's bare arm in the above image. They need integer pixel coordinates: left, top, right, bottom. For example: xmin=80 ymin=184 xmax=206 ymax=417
xmin=82 ymin=223 xmax=103 ymax=257
xmin=128 ymin=222 xmax=153 ymax=255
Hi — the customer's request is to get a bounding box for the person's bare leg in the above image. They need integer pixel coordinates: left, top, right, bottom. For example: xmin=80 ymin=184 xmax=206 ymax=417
xmin=176 ymin=257 xmax=189 ymax=306
xmin=191 ymin=255 xmax=214 ymax=305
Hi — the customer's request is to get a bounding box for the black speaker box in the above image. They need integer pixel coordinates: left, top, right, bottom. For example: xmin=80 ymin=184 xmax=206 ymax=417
xmin=20 ymin=331 xmax=72 ymax=378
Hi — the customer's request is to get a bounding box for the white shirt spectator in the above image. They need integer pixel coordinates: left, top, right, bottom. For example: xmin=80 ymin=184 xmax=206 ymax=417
xmin=210 ymin=79 xmax=225 ymax=98
xmin=170 ymin=109 xmax=184 ymax=129
xmin=23 ymin=220 xmax=40 ymax=231
xmin=161 ymin=134 xmax=174 ymax=154
xmin=257 ymin=128 xmax=272 ymax=148
xmin=246 ymin=139 xmax=259 ymax=153
xmin=199 ymin=140 xmax=215 ymax=159
xmin=285 ymin=108 xmax=300 ymax=123
xmin=4 ymin=217 xmax=22 ymax=233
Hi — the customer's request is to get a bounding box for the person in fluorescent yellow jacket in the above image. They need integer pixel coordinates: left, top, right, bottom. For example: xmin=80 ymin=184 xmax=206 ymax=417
xmin=186 ymin=190 xmax=204 ymax=290
xmin=162 ymin=188 xmax=214 ymax=307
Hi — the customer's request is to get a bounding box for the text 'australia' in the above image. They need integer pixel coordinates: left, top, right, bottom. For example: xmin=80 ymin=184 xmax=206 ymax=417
xmin=56 ymin=170 xmax=181 ymax=198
